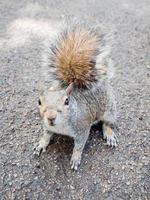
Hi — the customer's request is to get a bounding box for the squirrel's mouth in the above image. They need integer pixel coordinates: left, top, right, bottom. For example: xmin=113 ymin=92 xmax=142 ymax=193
xmin=48 ymin=119 xmax=56 ymax=126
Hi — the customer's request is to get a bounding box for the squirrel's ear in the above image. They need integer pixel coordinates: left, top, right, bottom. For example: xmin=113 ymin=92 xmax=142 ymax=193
xmin=38 ymin=85 xmax=44 ymax=96
xmin=66 ymin=83 xmax=74 ymax=95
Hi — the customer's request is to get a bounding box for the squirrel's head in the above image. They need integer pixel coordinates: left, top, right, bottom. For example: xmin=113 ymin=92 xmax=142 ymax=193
xmin=38 ymin=83 xmax=73 ymax=128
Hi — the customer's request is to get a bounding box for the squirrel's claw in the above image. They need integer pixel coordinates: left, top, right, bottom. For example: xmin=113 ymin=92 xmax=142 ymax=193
xmin=33 ymin=143 xmax=46 ymax=157
xmin=103 ymin=125 xmax=119 ymax=147
xmin=70 ymin=158 xmax=81 ymax=171
xmin=70 ymin=150 xmax=82 ymax=171
xmin=104 ymin=132 xmax=118 ymax=147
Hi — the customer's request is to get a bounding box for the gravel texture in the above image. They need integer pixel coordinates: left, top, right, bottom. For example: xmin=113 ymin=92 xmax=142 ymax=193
xmin=0 ymin=0 xmax=150 ymax=199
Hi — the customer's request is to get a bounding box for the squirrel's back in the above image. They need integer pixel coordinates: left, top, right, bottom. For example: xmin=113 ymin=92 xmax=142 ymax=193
xmin=48 ymin=19 xmax=110 ymax=88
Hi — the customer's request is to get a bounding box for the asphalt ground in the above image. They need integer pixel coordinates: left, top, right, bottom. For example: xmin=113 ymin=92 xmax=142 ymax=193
xmin=0 ymin=0 xmax=150 ymax=199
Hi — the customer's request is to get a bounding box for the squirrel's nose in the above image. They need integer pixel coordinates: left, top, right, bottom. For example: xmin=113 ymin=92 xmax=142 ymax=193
xmin=48 ymin=117 xmax=56 ymax=126
xmin=45 ymin=111 xmax=57 ymax=126
xmin=47 ymin=116 xmax=56 ymax=126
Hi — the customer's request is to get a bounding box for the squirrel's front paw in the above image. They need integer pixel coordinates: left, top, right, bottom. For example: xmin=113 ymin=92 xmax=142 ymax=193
xmin=33 ymin=141 xmax=47 ymax=156
xmin=103 ymin=125 xmax=118 ymax=147
xmin=70 ymin=150 xmax=82 ymax=171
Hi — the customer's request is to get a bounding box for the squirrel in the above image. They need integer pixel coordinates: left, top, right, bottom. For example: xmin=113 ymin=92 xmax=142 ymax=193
xmin=34 ymin=18 xmax=118 ymax=170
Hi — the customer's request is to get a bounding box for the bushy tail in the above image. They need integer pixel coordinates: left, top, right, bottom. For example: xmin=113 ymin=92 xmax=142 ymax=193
xmin=48 ymin=18 xmax=111 ymax=88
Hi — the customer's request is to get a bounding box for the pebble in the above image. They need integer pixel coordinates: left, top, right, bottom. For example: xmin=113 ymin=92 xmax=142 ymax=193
xmin=126 ymin=181 xmax=130 ymax=186
xmin=70 ymin=185 xmax=75 ymax=190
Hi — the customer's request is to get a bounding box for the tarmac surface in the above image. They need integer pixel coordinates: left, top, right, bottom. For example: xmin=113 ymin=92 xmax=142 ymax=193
xmin=0 ymin=0 xmax=150 ymax=199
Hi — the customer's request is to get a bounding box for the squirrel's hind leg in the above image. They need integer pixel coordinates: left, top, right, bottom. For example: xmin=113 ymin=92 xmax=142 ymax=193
xmin=34 ymin=129 xmax=53 ymax=156
xmin=102 ymin=123 xmax=118 ymax=147
xmin=102 ymin=91 xmax=118 ymax=147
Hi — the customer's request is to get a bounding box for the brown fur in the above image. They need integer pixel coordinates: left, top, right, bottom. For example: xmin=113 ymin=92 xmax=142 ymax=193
xmin=53 ymin=27 xmax=100 ymax=87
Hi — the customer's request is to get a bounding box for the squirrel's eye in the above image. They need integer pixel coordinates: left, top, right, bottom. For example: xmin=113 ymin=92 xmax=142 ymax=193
xmin=38 ymin=99 xmax=41 ymax=105
xmin=64 ymin=98 xmax=69 ymax=105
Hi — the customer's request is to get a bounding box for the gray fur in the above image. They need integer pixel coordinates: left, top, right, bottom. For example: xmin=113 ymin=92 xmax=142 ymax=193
xmin=34 ymin=18 xmax=118 ymax=170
